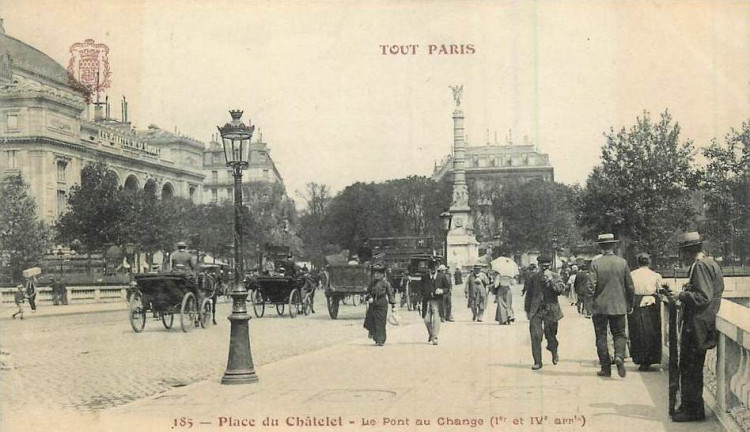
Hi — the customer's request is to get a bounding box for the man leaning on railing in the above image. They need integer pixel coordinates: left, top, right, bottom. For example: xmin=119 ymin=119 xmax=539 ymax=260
xmin=662 ymin=231 xmax=724 ymax=423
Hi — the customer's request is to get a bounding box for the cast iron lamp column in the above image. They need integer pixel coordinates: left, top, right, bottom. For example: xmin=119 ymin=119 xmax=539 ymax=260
xmin=218 ymin=110 xmax=258 ymax=385
xmin=439 ymin=211 xmax=453 ymax=264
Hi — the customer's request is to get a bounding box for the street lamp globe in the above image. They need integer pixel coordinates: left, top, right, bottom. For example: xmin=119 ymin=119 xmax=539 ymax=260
xmin=439 ymin=211 xmax=453 ymax=233
xmin=218 ymin=110 xmax=254 ymax=168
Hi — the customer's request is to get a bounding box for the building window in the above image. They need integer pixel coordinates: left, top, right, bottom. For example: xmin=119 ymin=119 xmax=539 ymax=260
xmin=7 ymin=150 xmax=17 ymax=168
xmin=211 ymin=189 xmax=218 ymax=203
xmin=213 ymin=153 xmax=222 ymax=165
xmin=6 ymin=114 xmax=18 ymax=131
xmin=57 ymin=190 xmax=66 ymax=216
xmin=211 ymin=171 xmax=218 ymax=182
xmin=226 ymin=187 xmax=232 ymax=199
xmin=263 ymin=169 xmax=269 ymax=179
xmin=56 ymin=160 xmax=67 ymax=183
xmin=259 ymin=152 xmax=267 ymax=163
xmin=189 ymin=186 xmax=196 ymax=202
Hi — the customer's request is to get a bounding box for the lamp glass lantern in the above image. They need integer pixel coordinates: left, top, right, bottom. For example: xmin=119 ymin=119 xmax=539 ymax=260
xmin=439 ymin=211 xmax=453 ymax=232
xmin=218 ymin=110 xmax=255 ymax=168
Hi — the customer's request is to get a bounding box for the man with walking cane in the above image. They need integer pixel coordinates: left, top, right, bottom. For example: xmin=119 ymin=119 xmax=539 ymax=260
xmin=662 ymin=232 xmax=724 ymax=422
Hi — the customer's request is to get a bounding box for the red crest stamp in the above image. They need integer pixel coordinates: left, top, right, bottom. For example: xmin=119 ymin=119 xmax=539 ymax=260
xmin=67 ymin=39 xmax=111 ymax=97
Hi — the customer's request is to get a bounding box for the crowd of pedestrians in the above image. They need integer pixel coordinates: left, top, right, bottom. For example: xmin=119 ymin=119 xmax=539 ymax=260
xmin=358 ymin=230 xmax=723 ymax=424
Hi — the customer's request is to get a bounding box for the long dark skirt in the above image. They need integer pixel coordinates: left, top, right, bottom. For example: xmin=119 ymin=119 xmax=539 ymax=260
xmin=364 ymin=303 xmax=388 ymax=344
xmin=628 ymin=295 xmax=662 ymax=366
xmin=494 ymin=286 xmax=514 ymax=324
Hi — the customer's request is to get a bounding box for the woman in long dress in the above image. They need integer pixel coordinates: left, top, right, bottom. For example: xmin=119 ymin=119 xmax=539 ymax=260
xmin=628 ymin=253 xmax=663 ymax=371
xmin=363 ymin=263 xmax=396 ymax=346
xmin=493 ymin=275 xmax=515 ymax=325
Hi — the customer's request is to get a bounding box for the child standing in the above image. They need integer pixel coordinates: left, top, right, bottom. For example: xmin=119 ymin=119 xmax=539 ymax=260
xmin=12 ymin=284 xmax=25 ymax=319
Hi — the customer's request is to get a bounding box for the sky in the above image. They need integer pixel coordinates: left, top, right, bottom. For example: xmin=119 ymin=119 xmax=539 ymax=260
xmin=3 ymin=0 xmax=749 ymax=201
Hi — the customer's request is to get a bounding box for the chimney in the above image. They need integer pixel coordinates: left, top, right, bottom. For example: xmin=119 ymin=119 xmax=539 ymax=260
xmin=105 ymin=95 xmax=110 ymax=120
xmin=121 ymin=96 xmax=128 ymax=122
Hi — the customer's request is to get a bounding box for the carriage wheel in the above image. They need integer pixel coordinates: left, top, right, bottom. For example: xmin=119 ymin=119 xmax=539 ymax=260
xmin=199 ymin=298 xmax=213 ymax=328
xmin=252 ymin=290 xmax=265 ymax=318
xmin=180 ymin=292 xmax=197 ymax=333
xmin=327 ymin=295 xmax=340 ymax=319
xmin=276 ymin=302 xmax=285 ymax=315
xmin=289 ymin=289 xmax=301 ymax=318
xmin=405 ymin=281 xmax=413 ymax=311
xmin=129 ymin=294 xmax=146 ymax=333
xmin=352 ymin=294 xmax=360 ymax=306
xmin=302 ymin=293 xmax=312 ymax=316
xmin=161 ymin=312 xmax=174 ymax=329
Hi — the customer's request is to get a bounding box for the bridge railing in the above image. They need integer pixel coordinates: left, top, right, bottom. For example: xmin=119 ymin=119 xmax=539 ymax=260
xmin=0 ymin=285 xmax=128 ymax=306
xmin=660 ymin=276 xmax=750 ymax=431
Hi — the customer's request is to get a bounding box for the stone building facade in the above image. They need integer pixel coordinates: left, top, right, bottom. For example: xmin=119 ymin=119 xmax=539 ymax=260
xmin=202 ymin=133 xmax=284 ymax=204
xmin=433 ymin=139 xmax=555 ymax=251
xmin=0 ymin=25 xmax=205 ymax=222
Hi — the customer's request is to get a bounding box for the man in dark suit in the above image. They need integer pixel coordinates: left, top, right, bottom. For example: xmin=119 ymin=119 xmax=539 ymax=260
xmin=421 ymin=261 xmax=446 ymax=345
xmin=524 ymin=255 xmax=565 ymax=370
xmin=665 ymin=232 xmax=724 ymax=422
xmin=587 ymin=233 xmax=635 ymax=378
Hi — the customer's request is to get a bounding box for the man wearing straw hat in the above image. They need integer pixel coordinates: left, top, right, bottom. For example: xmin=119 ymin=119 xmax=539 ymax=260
xmin=524 ymin=254 xmax=565 ymax=370
xmin=664 ymin=231 xmax=724 ymax=422
xmin=588 ymin=233 xmax=634 ymax=378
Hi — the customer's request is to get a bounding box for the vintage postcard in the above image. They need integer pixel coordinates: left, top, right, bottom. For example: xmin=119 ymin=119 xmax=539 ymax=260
xmin=1 ymin=1 xmax=748 ymax=431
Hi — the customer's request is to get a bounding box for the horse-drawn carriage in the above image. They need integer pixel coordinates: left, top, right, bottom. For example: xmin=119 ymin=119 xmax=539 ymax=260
xmin=128 ymin=272 xmax=217 ymax=333
xmin=325 ymin=264 xmax=371 ymax=319
xmin=247 ymin=274 xmax=315 ymax=318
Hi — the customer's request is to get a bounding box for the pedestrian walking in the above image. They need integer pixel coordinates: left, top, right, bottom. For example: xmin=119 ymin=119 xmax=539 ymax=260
xmin=51 ymin=277 xmax=60 ymax=305
xmin=521 ymin=263 xmax=537 ymax=296
xmin=663 ymin=232 xmax=724 ymax=422
xmin=442 ymin=265 xmax=454 ymax=322
xmin=567 ymin=265 xmax=578 ymax=306
xmin=574 ymin=261 xmax=592 ymax=315
xmin=465 ymin=265 xmax=488 ymax=321
xmin=24 ymin=275 xmax=37 ymax=313
xmin=422 ymin=263 xmax=448 ymax=344
xmin=363 ymin=263 xmax=396 ymax=346
xmin=12 ymin=284 xmax=25 ymax=319
xmin=524 ymin=255 xmax=565 ymax=370
xmin=587 ymin=233 xmax=635 ymax=378
xmin=628 ymin=253 xmax=663 ymax=371
xmin=493 ymin=275 xmax=515 ymax=325
xmin=453 ymin=267 xmax=462 ymax=285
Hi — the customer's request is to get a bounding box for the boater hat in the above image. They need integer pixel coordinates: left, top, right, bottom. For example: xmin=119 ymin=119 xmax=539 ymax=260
xmin=596 ymin=233 xmax=619 ymax=244
xmin=176 ymin=241 xmax=187 ymax=248
xmin=677 ymin=232 xmax=703 ymax=249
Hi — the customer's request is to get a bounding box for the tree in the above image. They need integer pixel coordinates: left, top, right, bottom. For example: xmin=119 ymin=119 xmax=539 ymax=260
xmin=699 ymin=120 xmax=750 ymax=263
xmin=298 ymin=183 xmax=333 ymax=266
xmin=492 ymin=180 xmax=581 ymax=256
xmin=0 ymin=175 xmax=51 ymax=282
xmin=578 ymin=110 xmax=697 ymax=265
xmin=57 ymin=162 xmax=128 ymax=250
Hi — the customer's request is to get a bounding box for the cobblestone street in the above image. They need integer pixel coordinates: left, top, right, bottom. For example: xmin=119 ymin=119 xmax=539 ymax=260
xmin=0 ymin=290 xmax=423 ymax=415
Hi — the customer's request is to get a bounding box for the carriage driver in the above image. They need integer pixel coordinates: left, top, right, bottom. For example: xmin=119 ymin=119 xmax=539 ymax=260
xmin=170 ymin=241 xmax=198 ymax=275
xmin=170 ymin=241 xmax=203 ymax=323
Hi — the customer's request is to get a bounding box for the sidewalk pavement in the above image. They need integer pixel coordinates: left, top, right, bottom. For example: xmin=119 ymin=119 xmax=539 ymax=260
xmin=0 ymin=301 xmax=127 ymax=320
xmin=10 ymin=286 xmax=721 ymax=432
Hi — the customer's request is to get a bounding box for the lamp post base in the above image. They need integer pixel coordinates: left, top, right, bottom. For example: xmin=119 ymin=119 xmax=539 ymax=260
xmin=222 ymin=289 xmax=259 ymax=385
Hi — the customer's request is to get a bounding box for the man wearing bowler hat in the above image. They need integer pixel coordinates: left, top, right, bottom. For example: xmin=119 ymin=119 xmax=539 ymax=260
xmin=664 ymin=232 xmax=724 ymax=422
xmin=587 ymin=233 xmax=635 ymax=378
xmin=524 ymin=255 xmax=565 ymax=370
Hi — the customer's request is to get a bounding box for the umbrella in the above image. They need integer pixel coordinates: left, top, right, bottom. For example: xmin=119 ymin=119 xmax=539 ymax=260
xmin=490 ymin=256 xmax=519 ymax=278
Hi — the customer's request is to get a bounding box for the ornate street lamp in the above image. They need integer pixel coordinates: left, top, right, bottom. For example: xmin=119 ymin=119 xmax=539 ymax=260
xmin=439 ymin=211 xmax=453 ymax=264
xmin=55 ymin=246 xmax=65 ymax=277
xmin=218 ymin=110 xmax=258 ymax=385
